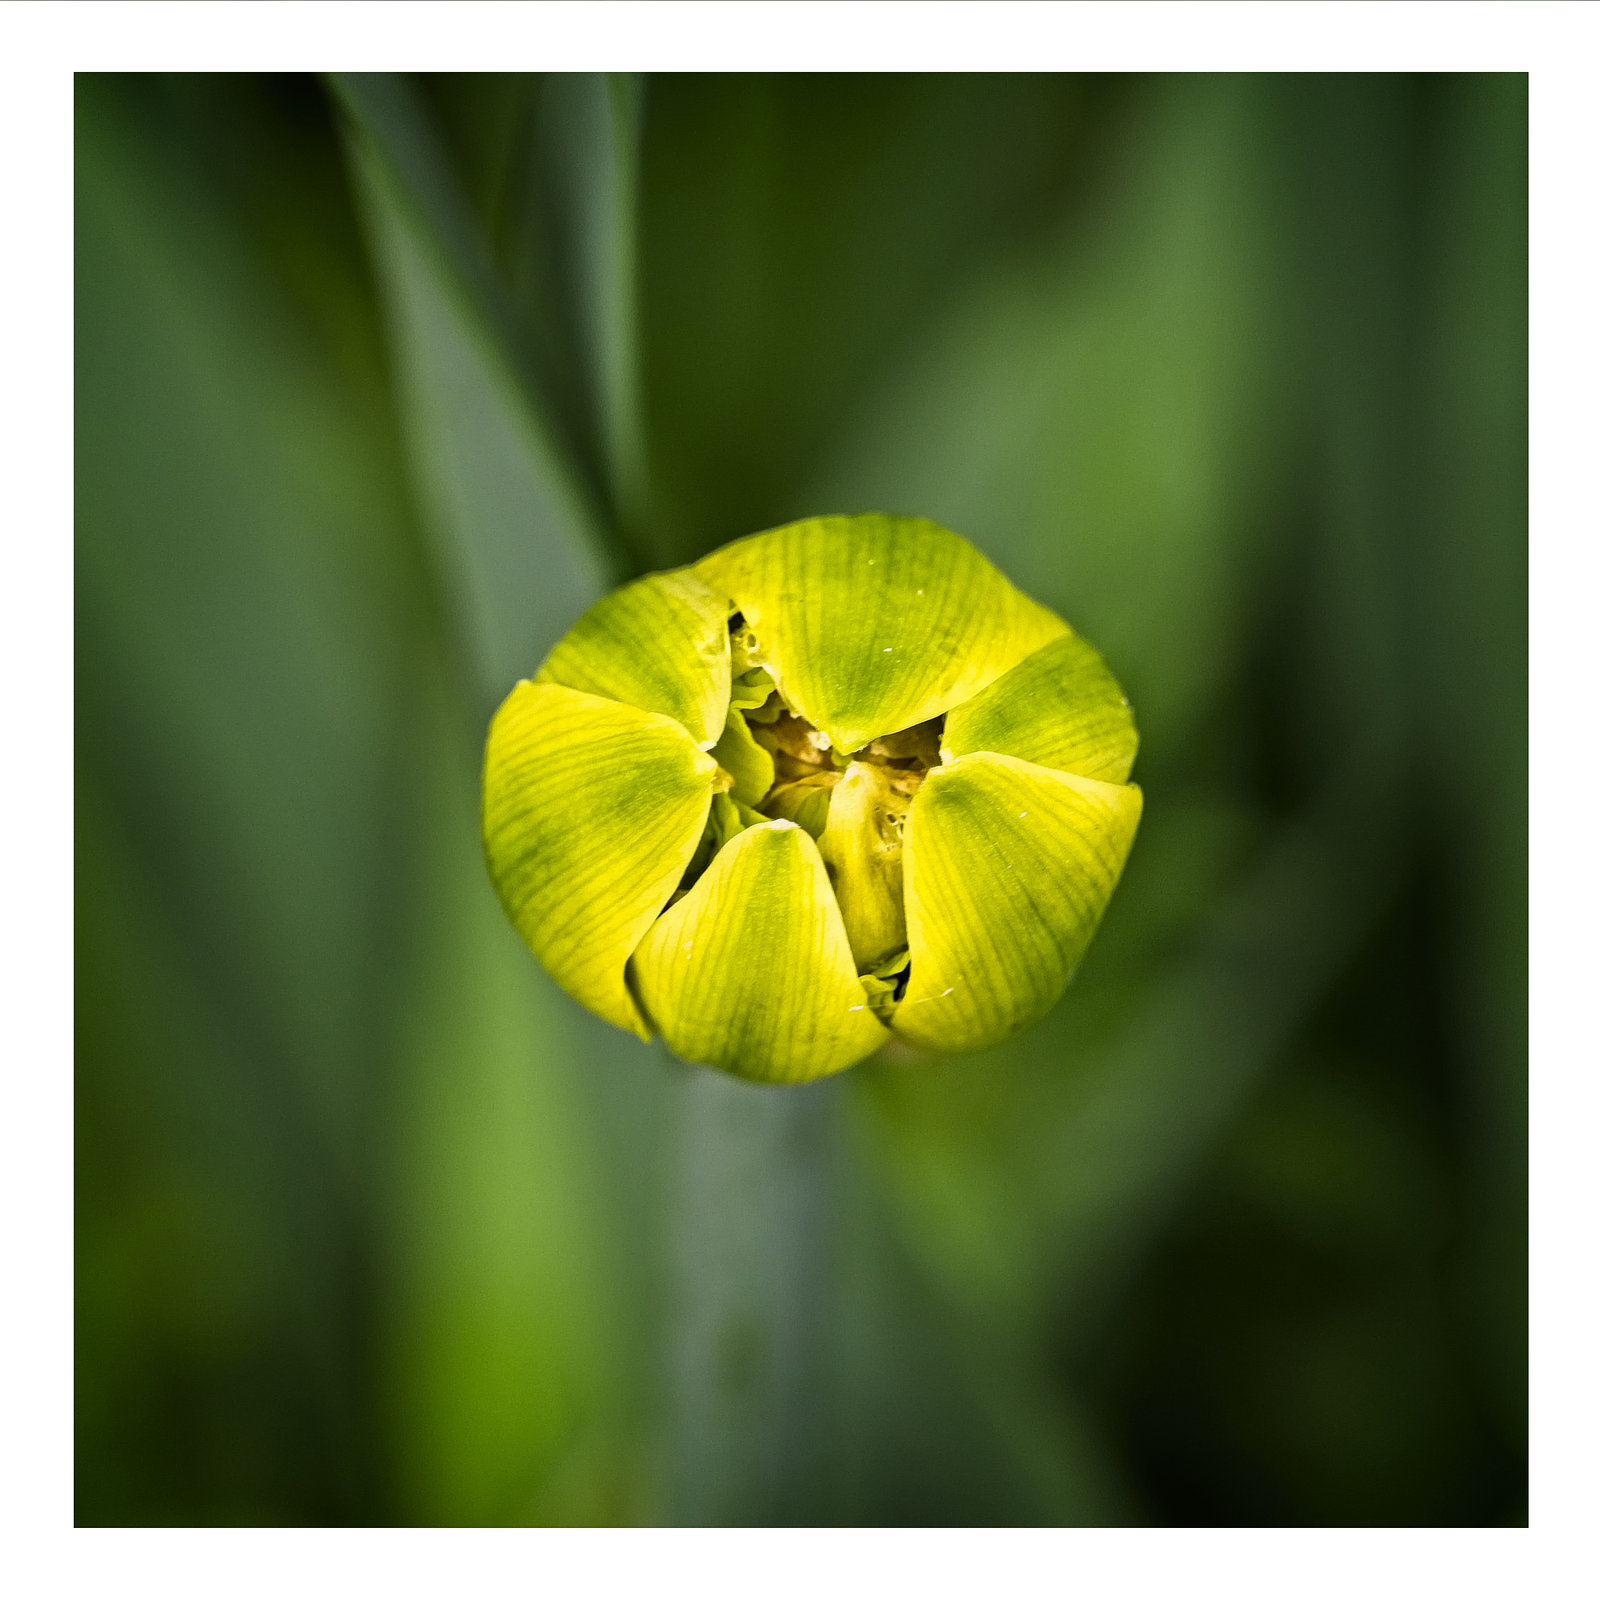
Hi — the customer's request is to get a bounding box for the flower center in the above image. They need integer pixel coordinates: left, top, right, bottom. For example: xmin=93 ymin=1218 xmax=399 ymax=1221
xmin=716 ymin=610 xmax=941 ymax=987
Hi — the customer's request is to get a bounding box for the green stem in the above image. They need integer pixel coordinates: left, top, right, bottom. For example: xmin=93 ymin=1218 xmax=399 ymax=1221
xmin=660 ymin=1064 xmax=836 ymax=1526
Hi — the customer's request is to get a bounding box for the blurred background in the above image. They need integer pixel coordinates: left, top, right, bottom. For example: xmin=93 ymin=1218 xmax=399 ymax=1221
xmin=75 ymin=71 xmax=1526 ymax=1526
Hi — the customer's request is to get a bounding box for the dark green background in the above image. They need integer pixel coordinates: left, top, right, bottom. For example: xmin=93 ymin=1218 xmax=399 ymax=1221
xmin=76 ymin=72 xmax=1526 ymax=1526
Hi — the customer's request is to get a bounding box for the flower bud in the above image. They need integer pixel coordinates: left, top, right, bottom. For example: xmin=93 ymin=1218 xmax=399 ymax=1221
xmin=482 ymin=514 xmax=1142 ymax=1083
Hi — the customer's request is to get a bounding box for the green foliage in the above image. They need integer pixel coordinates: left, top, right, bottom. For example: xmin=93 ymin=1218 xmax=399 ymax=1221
xmin=76 ymin=71 xmax=1525 ymax=1526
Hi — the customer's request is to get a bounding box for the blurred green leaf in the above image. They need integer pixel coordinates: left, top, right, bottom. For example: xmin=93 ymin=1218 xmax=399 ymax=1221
xmin=76 ymin=73 xmax=430 ymax=1523
xmin=332 ymin=73 xmax=680 ymax=1523
xmin=530 ymin=73 xmax=652 ymax=555
xmin=1414 ymin=72 xmax=1527 ymax=1451
xmin=383 ymin=682 xmax=634 ymax=1525
xmin=638 ymin=74 xmax=1096 ymax=562
xmin=420 ymin=72 xmax=653 ymax=561
xmin=332 ymin=72 xmax=614 ymax=704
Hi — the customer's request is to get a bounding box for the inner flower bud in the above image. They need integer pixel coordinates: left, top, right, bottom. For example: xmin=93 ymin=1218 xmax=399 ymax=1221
xmin=690 ymin=610 xmax=946 ymax=981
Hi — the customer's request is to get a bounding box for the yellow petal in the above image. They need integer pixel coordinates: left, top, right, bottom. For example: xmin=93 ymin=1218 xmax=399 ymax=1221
xmin=483 ymin=681 xmax=718 ymax=1038
xmin=629 ymin=820 xmax=889 ymax=1083
xmin=895 ymin=752 xmax=1142 ymax=1052
xmin=694 ymin=514 xmax=1067 ymax=754
xmin=942 ymin=629 xmax=1139 ymax=783
xmin=763 ymin=773 xmax=836 ymax=839
xmin=816 ymin=761 xmax=908 ymax=971
xmin=536 ymin=567 xmax=731 ymax=748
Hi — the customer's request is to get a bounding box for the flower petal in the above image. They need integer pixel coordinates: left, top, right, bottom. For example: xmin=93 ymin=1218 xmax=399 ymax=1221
xmin=763 ymin=773 xmax=836 ymax=839
xmin=895 ymin=752 xmax=1142 ymax=1052
xmin=694 ymin=515 xmax=1067 ymax=754
xmin=483 ymin=682 xmax=718 ymax=1039
xmin=536 ymin=568 xmax=731 ymax=748
xmin=709 ymin=708 xmax=775 ymax=807
xmin=941 ymin=630 xmax=1139 ymax=783
xmin=817 ymin=761 xmax=908 ymax=972
xmin=629 ymin=819 xmax=890 ymax=1083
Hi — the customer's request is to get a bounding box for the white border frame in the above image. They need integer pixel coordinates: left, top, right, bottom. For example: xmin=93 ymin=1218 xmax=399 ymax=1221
xmin=6 ymin=3 xmax=1585 ymax=1593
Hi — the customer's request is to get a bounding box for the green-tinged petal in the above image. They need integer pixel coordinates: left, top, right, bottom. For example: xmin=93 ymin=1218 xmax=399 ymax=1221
xmin=694 ymin=514 xmax=1067 ymax=754
xmin=629 ymin=820 xmax=889 ymax=1083
xmin=709 ymin=708 xmax=775 ymax=806
xmin=895 ymin=752 xmax=1142 ymax=1052
xmin=860 ymin=949 xmax=912 ymax=1024
xmin=483 ymin=682 xmax=718 ymax=1038
xmin=942 ymin=629 xmax=1139 ymax=783
xmin=764 ymin=772 xmax=836 ymax=839
xmin=817 ymin=761 xmax=908 ymax=971
xmin=730 ymin=666 xmax=776 ymax=712
xmin=536 ymin=568 xmax=731 ymax=748
xmin=707 ymin=789 xmax=766 ymax=851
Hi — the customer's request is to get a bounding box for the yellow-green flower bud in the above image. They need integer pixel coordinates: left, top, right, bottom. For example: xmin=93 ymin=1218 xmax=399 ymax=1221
xmin=482 ymin=514 xmax=1143 ymax=1084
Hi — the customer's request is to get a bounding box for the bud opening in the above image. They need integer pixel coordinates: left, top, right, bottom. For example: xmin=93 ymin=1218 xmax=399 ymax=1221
xmin=669 ymin=609 xmax=948 ymax=1001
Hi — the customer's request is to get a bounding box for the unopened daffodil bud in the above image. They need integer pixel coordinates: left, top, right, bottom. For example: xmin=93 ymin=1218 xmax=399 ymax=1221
xmin=482 ymin=514 xmax=1142 ymax=1084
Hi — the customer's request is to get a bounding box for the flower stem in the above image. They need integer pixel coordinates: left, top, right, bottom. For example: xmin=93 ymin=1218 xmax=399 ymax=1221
xmin=660 ymin=1064 xmax=836 ymax=1525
